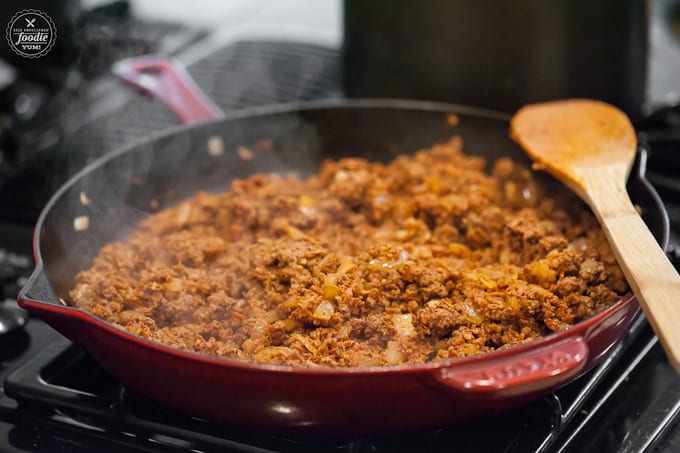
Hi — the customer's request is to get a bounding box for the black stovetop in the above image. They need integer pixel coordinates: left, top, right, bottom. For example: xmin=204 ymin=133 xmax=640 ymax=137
xmin=1 ymin=4 xmax=680 ymax=453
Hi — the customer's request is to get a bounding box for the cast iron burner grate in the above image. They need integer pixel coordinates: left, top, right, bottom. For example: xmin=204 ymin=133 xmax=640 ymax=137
xmin=0 ymin=315 xmax=669 ymax=453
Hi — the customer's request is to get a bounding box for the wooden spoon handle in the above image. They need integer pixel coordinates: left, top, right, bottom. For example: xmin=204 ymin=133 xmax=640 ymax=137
xmin=588 ymin=181 xmax=680 ymax=372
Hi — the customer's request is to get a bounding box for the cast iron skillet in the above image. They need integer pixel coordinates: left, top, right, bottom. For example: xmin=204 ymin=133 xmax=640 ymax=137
xmin=17 ymin=59 xmax=669 ymax=437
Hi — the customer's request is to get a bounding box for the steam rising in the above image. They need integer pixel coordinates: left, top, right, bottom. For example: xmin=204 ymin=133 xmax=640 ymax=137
xmin=50 ymin=107 xmax=324 ymax=300
xmin=48 ymin=33 xmax=341 ymax=300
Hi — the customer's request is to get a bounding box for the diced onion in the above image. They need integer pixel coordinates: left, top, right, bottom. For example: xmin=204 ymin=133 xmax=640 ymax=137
xmin=321 ymin=274 xmax=340 ymax=300
xmin=79 ymin=192 xmax=90 ymax=205
xmin=463 ymin=303 xmax=485 ymax=324
xmin=395 ymin=230 xmax=411 ymax=241
xmin=449 ymin=243 xmax=470 ymax=257
xmin=392 ymin=313 xmax=415 ymax=337
xmin=504 ymin=181 xmax=518 ymax=203
xmin=285 ymin=225 xmax=305 ymax=239
xmin=73 ymin=216 xmax=90 ymax=231
xmin=251 ymin=319 xmax=267 ymax=339
xmin=237 ymin=146 xmax=253 ymax=160
xmin=266 ymin=310 xmax=280 ymax=323
xmin=207 ymin=136 xmax=225 ymax=156
xmin=166 ymin=278 xmax=183 ymax=292
xmin=461 ymin=344 xmax=478 ymax=356
xmin=567 ymin=238 xmax=588 ymax=251
xmin=385 ymin=341 xmax=404 ymax=364
xmin=424 ymin=176 xmax=442 ymax=194
xmin=322 ymin=284 xmax=340 ymax=300
xmin=313 ymin=300 xmax=335 ymax=321
xmin=299 ymin=195 xmax=314 ymax=207
xmin=241 ymin=339 xmax=257 ymax=353
xmin=368 ymin=249 xmax=409 ymax=270
xmin=532 ymin=260 xmax=557 ymax=283
xmin=374 ymin=194 xmax=390 ymax=205
xmin=175 ymin=203 xmax=192 ymax=224
xmin=499 ymin=246 xmax=511 ymax=264
xmin=337 ymin=260 xmax=356 ymax=274
xmin=507 ymin=295 xmax=520 ymax=310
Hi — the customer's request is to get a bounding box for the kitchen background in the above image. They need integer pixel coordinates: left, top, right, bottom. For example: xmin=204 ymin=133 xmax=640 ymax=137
xmin=1 ymin=0 xmax=680 ymax=451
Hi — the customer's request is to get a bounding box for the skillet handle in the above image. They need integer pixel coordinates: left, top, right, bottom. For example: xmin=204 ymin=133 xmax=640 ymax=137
xmin=112 ymin=56 xmax=225 ymax=125
xmin=434 ymin=336 xmax=588 ymax=397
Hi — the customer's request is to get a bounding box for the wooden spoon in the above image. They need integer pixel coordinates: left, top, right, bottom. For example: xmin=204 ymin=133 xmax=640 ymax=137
xmin=510 ymin=99 xmax=680 ymax=373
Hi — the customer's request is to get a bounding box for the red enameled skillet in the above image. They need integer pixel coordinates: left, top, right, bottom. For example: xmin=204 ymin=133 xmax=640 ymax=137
xmin=17 ymin=58 xmax=669 ymax=436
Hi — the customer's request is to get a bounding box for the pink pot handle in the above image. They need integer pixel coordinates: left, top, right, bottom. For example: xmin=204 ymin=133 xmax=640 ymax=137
xmin=112 ymin=56 xmax=225 ymax=125
xmin=434 ymin=336 xmax=588 ymax=397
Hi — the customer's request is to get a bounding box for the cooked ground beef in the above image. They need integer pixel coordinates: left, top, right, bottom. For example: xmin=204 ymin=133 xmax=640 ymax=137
xmin=70 ymin=137 xmax=628 ymax=367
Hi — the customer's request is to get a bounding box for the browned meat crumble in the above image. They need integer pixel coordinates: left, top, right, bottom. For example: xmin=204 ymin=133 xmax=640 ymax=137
xmin=70 ymin=137 xmax=628 ymax=367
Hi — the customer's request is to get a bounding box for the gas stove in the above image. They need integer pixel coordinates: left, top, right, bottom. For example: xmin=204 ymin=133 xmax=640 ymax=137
xmin=1 ymin=1 xmax=680 ymax=452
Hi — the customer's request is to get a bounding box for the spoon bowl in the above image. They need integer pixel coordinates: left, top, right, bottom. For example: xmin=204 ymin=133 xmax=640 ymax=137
xmin=511 ymin=99 xmax=680 ymax=373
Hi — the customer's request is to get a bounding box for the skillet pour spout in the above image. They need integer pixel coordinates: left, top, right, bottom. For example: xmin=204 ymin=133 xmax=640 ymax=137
xmin=18 ymin=99 xmax=669 ymax=436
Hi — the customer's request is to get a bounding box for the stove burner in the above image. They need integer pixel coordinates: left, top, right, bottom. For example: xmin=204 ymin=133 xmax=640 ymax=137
xmin=0 ymin=249 xmax=30 ymax=283
xmin=0 ymin=302 xmax=27 ymax=339
xmin=0 ymin=248 xmax=30 ymax=340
